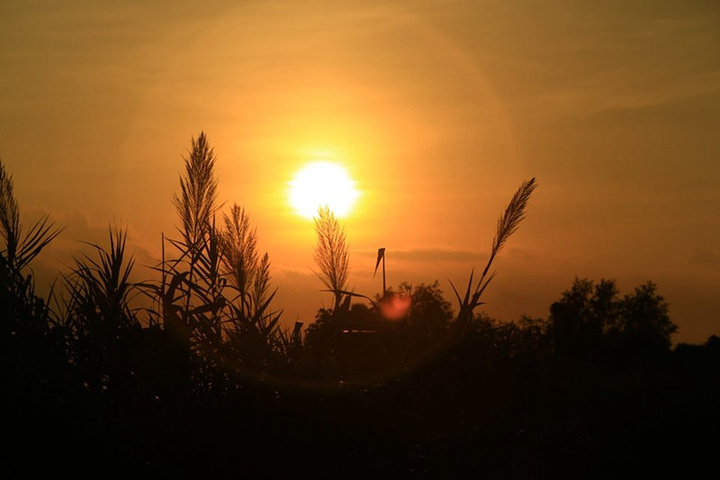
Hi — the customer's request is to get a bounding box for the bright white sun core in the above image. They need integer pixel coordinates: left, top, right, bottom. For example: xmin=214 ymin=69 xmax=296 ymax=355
xmin=289 ymin=161 xmax=359 ymax=219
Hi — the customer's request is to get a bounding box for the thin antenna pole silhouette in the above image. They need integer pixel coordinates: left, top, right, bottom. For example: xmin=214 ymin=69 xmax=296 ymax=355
xmin=374 ymin=247 xmax=386 ymax=297
xmin=382 ymin=251 xmax=386 ymax=296
xmin=161 ymin=231 xmax=166 ymax=317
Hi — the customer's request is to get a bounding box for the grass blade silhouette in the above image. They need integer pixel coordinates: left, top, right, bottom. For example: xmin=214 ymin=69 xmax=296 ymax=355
xmin=0 ymin=159 xmax=63 ymax=271
xmin=453 ymin=178 xmax=537 ymax=327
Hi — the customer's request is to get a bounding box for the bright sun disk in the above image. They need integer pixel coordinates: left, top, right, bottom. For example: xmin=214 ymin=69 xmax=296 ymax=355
xmin=289 ymin=161 xmax=359 ymax=219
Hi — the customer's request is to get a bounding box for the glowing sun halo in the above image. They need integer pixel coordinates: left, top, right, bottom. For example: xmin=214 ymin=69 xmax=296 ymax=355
xmin=289 ymin=161 xmax=359 ymax=219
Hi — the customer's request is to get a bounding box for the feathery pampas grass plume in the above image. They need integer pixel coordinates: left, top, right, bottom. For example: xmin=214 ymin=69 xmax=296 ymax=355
xmin=450 ymin=178 xmax=537 ymax=326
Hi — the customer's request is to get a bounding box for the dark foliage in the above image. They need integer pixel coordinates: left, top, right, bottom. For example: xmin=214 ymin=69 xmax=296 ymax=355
xmin=1 ymin=149 xmax=717 ymax=478
xmin=550 ymin=277 xmax=678 ymax=364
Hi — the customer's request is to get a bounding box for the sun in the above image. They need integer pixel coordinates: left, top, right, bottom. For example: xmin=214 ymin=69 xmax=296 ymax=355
xmin=289 ymin=161 xmax=359 ymax=219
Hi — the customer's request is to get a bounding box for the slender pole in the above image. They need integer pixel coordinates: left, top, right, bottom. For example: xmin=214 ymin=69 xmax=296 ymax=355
xmin=382 ymin=252 xmax=386 ymax=297
xmin=375 ymin=247 xmax=387 ymax=297
xmin=161 ymin=232 xmax=166 ymax=318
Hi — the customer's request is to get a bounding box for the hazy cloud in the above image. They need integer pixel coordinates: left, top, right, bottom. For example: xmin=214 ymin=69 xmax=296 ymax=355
xmin=27 ymin=207 xmax=158 ymax=290
xmin=691 ymin=249 xmax=720 ymax=272
xmin=358 ymin=247 xmax=486 ymax=264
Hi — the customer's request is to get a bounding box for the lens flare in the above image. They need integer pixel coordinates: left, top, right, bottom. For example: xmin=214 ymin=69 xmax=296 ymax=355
xmin=380 ymin=292 xmax=412 ymax=320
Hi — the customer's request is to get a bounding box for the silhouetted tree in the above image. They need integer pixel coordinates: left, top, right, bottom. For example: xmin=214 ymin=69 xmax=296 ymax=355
xmin=615 ymin=281 xmax=677 ymax=357
xmin=301 ymin=281 xmax=457 ymax=383
xmin=550 ymin=278 xmax=607 ymax=360
xmin=406 ymin=281 xmax=454 ymax=342
xmin=550 ymin=278 xmax=678 ymax=363
xmin=380 ymin=281 xmax=454 ymax=357
xmin=301 ymin=306 xmax=346 ymax=379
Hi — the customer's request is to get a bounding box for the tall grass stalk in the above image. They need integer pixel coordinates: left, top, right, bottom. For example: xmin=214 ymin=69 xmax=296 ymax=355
xmin=313 ymin=206 xmax=349 ymax=311
xmin=450 ymin=178 xmax=538 ymax=327
xmin=171 ymin=132 xmax=219 ymax=321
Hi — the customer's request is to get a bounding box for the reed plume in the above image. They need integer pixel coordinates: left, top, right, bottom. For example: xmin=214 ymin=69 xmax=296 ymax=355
xmin=313 ymin=205 xmax=349 ymax=311
xmin=450 ymin=177 xmax=537 ymax=327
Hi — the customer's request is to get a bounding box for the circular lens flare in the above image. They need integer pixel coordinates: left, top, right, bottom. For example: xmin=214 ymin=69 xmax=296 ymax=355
xmin=380 ymin=292 xmax=412 ymax=320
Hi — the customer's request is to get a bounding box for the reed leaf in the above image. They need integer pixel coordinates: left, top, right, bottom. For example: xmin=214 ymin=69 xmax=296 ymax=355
xmin=0 ymin=159 xmax=63 ymax=270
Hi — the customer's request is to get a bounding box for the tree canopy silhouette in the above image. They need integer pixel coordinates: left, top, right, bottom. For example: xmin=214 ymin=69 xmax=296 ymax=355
xmin=550 ymin=277 xmax=678 ymax=362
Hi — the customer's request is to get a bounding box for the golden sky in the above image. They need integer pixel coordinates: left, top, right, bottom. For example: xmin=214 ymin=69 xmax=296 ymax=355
xmin=1 ymin=0 xmax=719 ymax=343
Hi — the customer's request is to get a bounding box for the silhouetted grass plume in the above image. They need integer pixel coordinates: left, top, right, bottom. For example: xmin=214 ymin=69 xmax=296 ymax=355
xmin=451 ymin=177 xmax=537 ymax=327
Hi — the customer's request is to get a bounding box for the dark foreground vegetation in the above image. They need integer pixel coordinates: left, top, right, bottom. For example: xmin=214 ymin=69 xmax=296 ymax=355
xmin=2 ymin=134 xmax=719 ymax=478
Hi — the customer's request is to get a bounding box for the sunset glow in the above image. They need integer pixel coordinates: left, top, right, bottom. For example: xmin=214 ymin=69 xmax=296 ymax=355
xmin=288 ymin=161 xmax=359 ymax=219
xmin=3 ymin=2 xmax=720 ymax=475
xmin=1 ymin=1 xmax=719 ymax=344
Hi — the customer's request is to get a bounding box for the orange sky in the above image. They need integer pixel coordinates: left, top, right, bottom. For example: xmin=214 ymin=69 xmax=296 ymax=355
xmin=1 ymin=0 xmax=719 ymax=344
